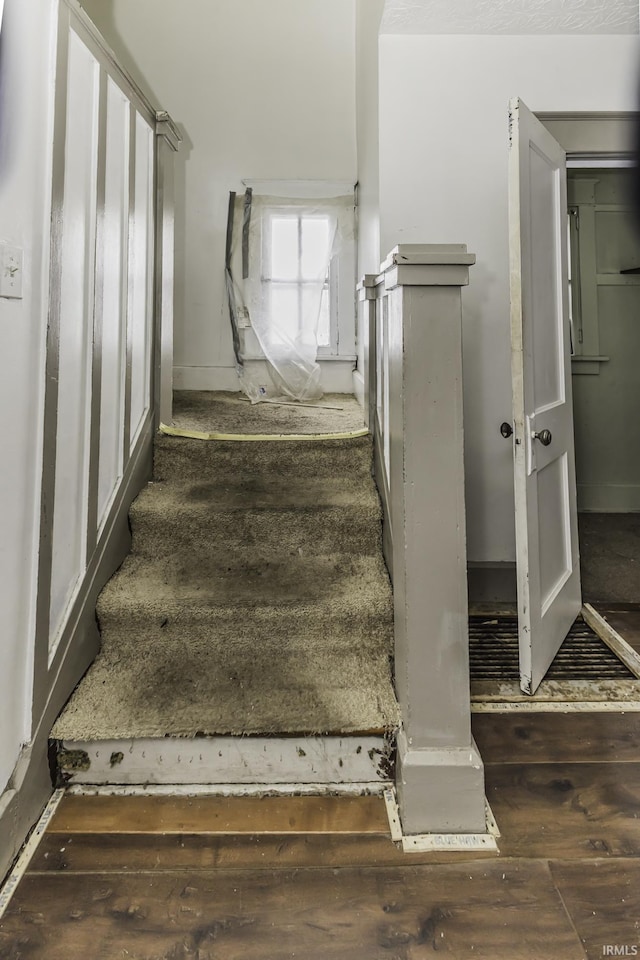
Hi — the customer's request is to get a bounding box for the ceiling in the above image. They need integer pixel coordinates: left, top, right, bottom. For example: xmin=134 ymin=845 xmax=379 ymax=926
xmin=380 ymin=0 xmax=639 ymax=35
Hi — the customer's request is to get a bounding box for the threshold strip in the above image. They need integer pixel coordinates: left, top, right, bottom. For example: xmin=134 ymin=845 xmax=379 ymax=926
xmin=472 ymin=700 xmax=640 ymax=713
xmin=383 ymin=787 xmax=500 ymax=853
xmin=159 ymin=423 xmax=369 ymax=442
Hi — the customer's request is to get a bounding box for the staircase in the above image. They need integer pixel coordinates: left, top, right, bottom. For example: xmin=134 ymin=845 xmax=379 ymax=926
xmin=52 ymin=393 xmax=399 ymax=789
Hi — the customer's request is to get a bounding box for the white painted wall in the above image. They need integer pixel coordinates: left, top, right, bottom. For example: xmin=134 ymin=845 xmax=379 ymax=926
xmin=0 ymin=0 xmax=56 ymax=791
xmin=356 ymin=0 xmax=385 ymax=277
xmin=379 ymin=34 xmax=639 ymax=561
xmin=78 ymin=0 xmax=357 ymax=391
xmin=355 ymin=0 xmax=385 ymax=379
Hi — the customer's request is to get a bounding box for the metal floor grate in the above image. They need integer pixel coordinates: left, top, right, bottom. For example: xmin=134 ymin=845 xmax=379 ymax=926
xmin=469 ymin=615 xmax=635 ymax=681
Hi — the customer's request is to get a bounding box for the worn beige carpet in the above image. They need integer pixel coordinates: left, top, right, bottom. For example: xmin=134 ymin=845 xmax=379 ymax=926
xmin=169 ymin=390 xmax=366 ymax=436
xmin=53 ymin=392 xmax=399 ymax=739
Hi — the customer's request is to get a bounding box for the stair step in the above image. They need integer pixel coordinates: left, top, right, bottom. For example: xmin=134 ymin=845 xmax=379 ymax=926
xmin=52 ymin=643 xmax=399 ymax=739
xmin=97 ymin=553 xmax=393 ymax=614
xmin=129 ymin=479 xmax=382 ymax=559
xmin=138 ymin=474 xmax=380 ymax=510
xmin=53 ymin=395 xmax=398 ymax=776
xmin=154 ymin=434 xmax=374 ymax=484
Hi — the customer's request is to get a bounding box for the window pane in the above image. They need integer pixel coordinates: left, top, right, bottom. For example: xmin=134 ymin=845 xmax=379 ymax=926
xmin=271 ymin=217 xmax=298 ymax=280
xmin=270 ymin=283 xmax=299 ymax=342
xmin=317 ymin=287 xmax=330 ymax=347
xmin=300 ymin=284 xmax=329 ymax=348
xmin=301 ymin=217 xmax=330 ymax=279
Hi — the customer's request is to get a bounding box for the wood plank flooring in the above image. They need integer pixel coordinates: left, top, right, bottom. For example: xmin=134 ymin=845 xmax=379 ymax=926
xmin=2 ymin=711 xmax=640 ymax=958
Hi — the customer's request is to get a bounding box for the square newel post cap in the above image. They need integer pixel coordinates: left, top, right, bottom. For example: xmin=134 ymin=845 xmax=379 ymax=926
xmin=380 ymin=244 xmax=476 ymax=290
xmin=357 ymin=273 xmax=379 ymax=301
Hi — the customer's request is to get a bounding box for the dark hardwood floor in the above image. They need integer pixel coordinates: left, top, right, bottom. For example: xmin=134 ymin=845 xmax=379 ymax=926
xmin=2 ymin=710 xmax=640 ymax=959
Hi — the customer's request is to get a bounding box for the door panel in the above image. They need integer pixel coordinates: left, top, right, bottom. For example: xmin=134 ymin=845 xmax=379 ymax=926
xmin=508 ymin=97 xmax=582 ymax=694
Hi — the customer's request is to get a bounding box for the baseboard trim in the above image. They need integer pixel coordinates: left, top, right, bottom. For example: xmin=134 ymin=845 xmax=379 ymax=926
xmin=0 ymin=740 xmax=54 ymax=884
xmin=467 ymin=561 xmax=517 ymax=604
xmin=174 ymin=361 xmax=357 ymax=394
xmin=383 ymin=787 xmax=499 ymax=852
xmin=0 ymin=416 xmax=154 ymax=884
xmin=373 ymin=413 xmax=393 ymax=581
xmin=66 ymin=781 xmax=391 ymax=798
xmin=0 ymin=788 xmax=64 ymax=918
xmin=578 ymin=482 xmax=640 ymax=512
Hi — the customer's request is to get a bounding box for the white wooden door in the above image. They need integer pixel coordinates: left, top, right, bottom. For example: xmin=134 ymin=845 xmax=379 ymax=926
xmin=508 ymin=97 xmax=582 ymax=695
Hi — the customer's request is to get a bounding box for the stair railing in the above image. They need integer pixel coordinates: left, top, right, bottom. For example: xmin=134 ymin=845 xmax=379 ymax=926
xmin=362 ymin=244 xmax=487 ymax=835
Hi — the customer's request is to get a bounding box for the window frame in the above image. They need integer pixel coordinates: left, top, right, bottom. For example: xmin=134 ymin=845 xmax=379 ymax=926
xmin=240 ymin=189 xmax=356 ymax=362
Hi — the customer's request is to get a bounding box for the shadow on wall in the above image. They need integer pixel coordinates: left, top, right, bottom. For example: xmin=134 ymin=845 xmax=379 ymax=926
xmin=635 ymin=73 xmax=640 ymax=236
xmin=0 ymin=0 xmax=15 ymax=182
xmin=77 ymin=0 xmax=193 ymax=342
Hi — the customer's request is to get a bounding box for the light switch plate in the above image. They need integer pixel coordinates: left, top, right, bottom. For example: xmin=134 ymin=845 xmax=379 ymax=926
xmin=0 ymin=244 xmax=24 ymax=299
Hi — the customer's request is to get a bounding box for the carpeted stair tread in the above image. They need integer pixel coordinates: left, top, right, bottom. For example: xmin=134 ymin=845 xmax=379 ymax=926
xmin=52 ymin=651 xmax=397 ymax=738
xmin=97 ymin=553 xmax=393 ymax=615
xmin=130 ymin=513 xmax=381 ymax=561
xmin=134 ymin=474 xmax=381 ymax=511
xmin=54 ymin=392 xmax=399 ymax=743
xmin=129 ymin=478 xmax=383 ymax=558
xmin=52 ymin=647 xmax=397 ymax=739
xmin=170 ymin=390 xmax=366 ymax=436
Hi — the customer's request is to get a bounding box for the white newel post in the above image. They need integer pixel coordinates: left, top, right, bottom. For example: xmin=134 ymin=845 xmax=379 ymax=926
xmin=357 ymin=274 xmax=378 ymax=431
xmin=380 ymin=244 xmax=486 ymax=834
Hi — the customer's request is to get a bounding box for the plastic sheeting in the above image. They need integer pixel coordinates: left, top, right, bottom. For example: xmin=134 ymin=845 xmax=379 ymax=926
xmin=227 ymin=187 xmax=354 ymax=403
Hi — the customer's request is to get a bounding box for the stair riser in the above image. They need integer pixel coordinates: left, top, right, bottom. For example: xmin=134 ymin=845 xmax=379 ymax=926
xmin=154 ymin=437 xmax=374 ymax=483
xmin=100 ymin=582 xmax=393 ymax=613
xmin=128 ymin=507 xmax=383 ymax=559
xmin=55 ymin=736 xmax=393 ymax=786
xmin=95 ymin=616 xmax=393 ymax=654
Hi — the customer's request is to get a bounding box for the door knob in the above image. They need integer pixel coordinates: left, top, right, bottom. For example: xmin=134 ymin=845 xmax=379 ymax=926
xmin=500 ymin=422 xmax=513 ymax=438
xmin=533 ymin=429 xmax=552 ymax=446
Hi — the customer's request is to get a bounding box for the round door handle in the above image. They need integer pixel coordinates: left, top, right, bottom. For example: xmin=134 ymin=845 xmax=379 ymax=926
xmin=500 ymin=422 xmax=513 ymax=438
xmin=533 ymin=429 xmax=552 ymax=446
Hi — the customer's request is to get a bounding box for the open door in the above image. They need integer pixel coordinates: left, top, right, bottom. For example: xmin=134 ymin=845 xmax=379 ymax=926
xmin=508 ymin=97 xmax=582 ymax=694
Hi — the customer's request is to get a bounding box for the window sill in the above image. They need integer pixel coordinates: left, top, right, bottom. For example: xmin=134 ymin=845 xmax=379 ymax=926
xmin=242 ymin=354 xmax=356 ymax=363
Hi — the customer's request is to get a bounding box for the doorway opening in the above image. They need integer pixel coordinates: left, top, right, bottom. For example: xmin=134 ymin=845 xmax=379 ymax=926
xmin=470 ymin=108 xmax=640 ymax=705
xmin=567 ymin=163 xmax=640 ymax=671
xmin=567 ymin=165 xmax=640 ymax=602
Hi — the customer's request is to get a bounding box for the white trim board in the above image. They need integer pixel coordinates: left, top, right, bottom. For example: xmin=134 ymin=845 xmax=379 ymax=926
xmin=65 ymin=782 xmax=390 ymax=798
xmin=473 ymin=700 xmax=640 ymax=712
xmin=0 ymin=789 xmax=64 ymax=920
xmin=173 ymin=361 xmax=357 ymax=394
xmin=383 ymin=787 xmax=500 ymax=853
xmin=471 ymin=678 xmax=640 ymax=713
xmin=577 ymin=482 xmax=640 ymax=512
xmin=55 ymin=735 xmax=394 ymax=786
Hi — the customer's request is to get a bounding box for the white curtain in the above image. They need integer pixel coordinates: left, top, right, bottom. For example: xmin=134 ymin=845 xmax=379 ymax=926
xmin=228 ymin=188 xmax=353 ymax=403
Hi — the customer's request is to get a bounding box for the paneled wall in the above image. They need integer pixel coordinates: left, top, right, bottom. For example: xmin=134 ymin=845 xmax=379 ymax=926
xmin=77 ymin=0 xmax=357 ymax=392
xmin=44 ymin=10 xmax=157 ymax=663
xmin=0 ymin=0 xmax=178 ymax=883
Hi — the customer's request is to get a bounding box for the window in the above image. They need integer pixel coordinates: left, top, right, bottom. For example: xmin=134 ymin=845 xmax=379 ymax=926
xmin=264 ymin=210 xmax=333 ymax=349
xmin=239 ymin=187 xmax=356 ymax=362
